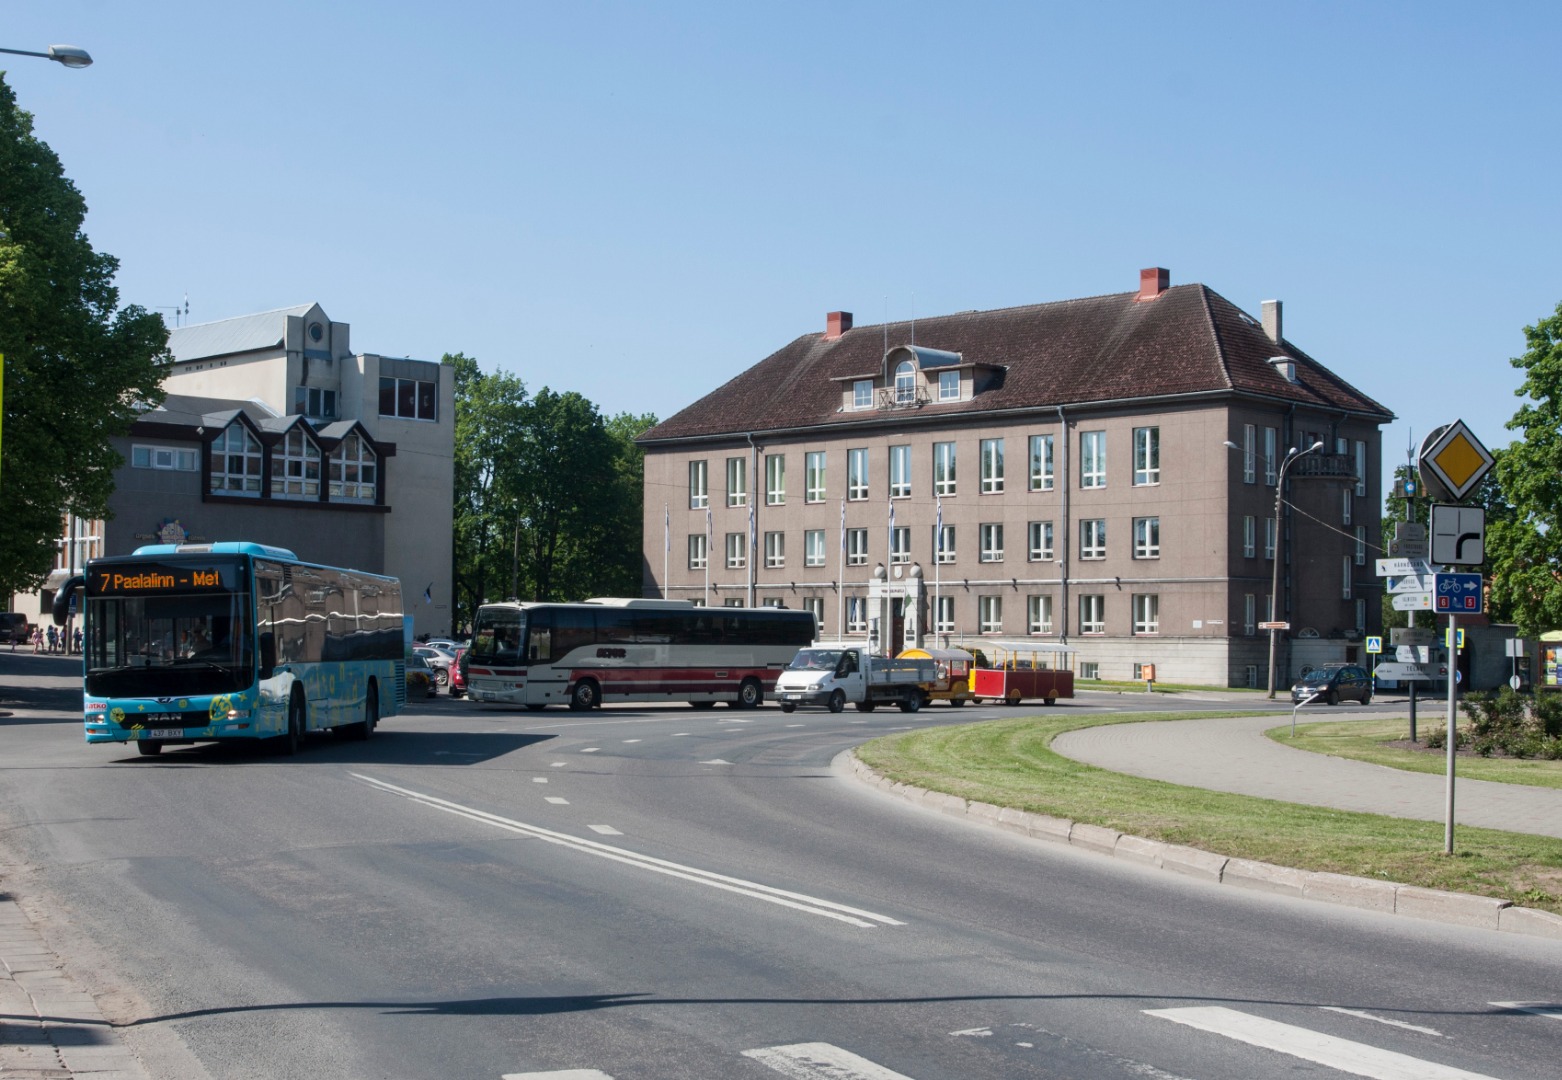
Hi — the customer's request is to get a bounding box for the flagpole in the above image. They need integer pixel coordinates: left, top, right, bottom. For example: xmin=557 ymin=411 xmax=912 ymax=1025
xmin=838 ymin=496 xmax=846 ymax=642
xmin=705 ymin=506 xmax=712 ymax=607
xmin=935 ymin=493 xmax=942 ymax=647
xmin=662 ymin=503 xmax=669 ymax=600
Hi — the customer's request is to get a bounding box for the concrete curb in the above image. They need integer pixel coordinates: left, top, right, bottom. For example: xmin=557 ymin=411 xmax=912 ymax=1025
xmin=846 ymin=752 xmax=1562 ymax=941
xmin=0 ymin=898 xmax=147 ymax=1079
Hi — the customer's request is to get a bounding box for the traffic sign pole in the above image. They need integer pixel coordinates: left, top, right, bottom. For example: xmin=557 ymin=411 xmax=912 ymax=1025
xmin=1445 ymin=613 xmax=1459 ymax=855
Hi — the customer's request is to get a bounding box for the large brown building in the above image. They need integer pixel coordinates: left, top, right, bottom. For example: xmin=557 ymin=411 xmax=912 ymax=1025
xmin=637 ymin=269 xmax=1393 ymax=687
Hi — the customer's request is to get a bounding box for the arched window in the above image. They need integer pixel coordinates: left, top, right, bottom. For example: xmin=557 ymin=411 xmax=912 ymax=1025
xmin=329 ymin=434 xmax=377 ymax=504
xmin=271 ymin=428 xmax=322 ymax=499
xmin=209 ymin=422 xmax=263 ymax=495
xmin=894 ymin=360 xmax=916 ymax=404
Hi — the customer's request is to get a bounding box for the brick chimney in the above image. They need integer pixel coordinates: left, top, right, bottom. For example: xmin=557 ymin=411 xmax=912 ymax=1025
xmin=1261 ymin=299 xmax=1283 ymax=343
xmin=825 ymin=311 xmax=853 ymax=340
xmin=1137 ymin=267 xmax=1169 ymax=301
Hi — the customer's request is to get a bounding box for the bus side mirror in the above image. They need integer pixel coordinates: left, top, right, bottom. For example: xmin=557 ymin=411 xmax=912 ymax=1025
xmin=258 ymin=633 xmax=276 ymax=679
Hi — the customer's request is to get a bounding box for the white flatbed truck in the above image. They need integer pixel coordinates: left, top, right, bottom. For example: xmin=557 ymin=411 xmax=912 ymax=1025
xmin=773 ymin=646 xmax=937 ymax=713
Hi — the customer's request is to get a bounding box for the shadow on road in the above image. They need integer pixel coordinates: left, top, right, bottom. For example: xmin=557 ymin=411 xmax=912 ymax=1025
xmin=97 ymin=729 xmax=557 ymax=768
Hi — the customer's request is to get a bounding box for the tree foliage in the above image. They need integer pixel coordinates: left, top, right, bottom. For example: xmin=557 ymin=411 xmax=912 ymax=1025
xmin=0 ymin=74 xmax=168 ymax=596
xmin=1488 ymin=301 xmax=1562 ymax=636
xmin=450 ymin=356 xmax=653 ymax=631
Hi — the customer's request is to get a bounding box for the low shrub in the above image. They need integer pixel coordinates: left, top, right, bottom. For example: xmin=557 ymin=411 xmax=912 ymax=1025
xmin=1454 ymin=689 xmax=1562 ymax=758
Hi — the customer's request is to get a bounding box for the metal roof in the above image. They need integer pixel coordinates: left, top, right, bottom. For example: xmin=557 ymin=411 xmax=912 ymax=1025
xmin=167 ymin=304 xmax=317 ymax=363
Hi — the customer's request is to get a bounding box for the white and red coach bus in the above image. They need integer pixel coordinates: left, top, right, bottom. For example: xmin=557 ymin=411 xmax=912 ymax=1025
xmin=464 ymin=598 xmax=816 ymax=710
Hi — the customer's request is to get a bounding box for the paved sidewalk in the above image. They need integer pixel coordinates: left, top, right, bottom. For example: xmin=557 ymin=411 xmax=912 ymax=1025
xmin=1053 ymin=713 xmax=1562 ymax=839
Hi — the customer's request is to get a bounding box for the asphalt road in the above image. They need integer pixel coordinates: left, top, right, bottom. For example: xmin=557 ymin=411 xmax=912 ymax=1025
xmin=2 ymin=653 xmax=1559 ymax=1079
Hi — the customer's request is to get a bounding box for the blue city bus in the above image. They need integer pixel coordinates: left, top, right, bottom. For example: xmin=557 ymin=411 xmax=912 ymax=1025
xmin=55 ymin=542 xmax=405 ymax=756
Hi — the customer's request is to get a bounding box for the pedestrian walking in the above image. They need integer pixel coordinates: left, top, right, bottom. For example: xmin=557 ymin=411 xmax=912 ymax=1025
xmin=46 ymin=625 xmax=57 ymax=653
xmin=32 ymin=627 xmax=42 ymax=653
xmin=73 ymin=627 xmax=83 ymax=653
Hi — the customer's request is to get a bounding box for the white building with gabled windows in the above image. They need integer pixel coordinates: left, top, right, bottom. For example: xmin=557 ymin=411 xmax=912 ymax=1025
xmin=11 ymin=304 xmax=456 ymax=637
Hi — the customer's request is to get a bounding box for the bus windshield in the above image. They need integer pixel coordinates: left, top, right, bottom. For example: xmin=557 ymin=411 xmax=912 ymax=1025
xmin=470 ymin=607 xmax=525 ymax=666
xmin=85 ymin=559 xmax=252 ymax=698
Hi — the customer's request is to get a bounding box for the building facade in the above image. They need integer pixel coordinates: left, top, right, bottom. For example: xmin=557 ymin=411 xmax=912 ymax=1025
xmin=637 ymin=269 xmax=1393 ymax=687
xmin=12 ymin=304 xmax=457 ymax=638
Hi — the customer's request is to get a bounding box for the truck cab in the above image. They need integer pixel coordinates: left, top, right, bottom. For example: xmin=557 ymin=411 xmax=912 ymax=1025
xmin=774 ymin=646 xmax=865 ymax=711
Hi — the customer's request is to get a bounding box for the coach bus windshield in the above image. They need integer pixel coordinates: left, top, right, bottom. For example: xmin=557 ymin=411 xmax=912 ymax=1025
xmin=84 ymin=559 xmax=252 ymax=698
xmin=469 ymin=607 xmax=525 ymax=666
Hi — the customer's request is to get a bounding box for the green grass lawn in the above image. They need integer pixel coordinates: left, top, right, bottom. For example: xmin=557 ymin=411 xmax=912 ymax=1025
xmin=1269 ymin=716 xmax=1562 ymax=790
xmin=857 ymin=710 xmax=1562 ymax=914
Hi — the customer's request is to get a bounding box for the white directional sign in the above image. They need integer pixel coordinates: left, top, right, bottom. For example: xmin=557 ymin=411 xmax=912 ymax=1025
xmin=1430 ymin=504 xmax=1486 ymax=566
xmin=1388 ymin=574 xmax=1436 ymax=594
xmin=1376 ymin=557 xmax=1432 ymax=577
xmin=1374 ymin=662 xmax=1432 ymax=681
xmin=1391 ymin=627 xmax=1436 ymax=646
xmin=1392 ymin=592 xmax=1433 ymax=611
xmin=1397 ymin=645 xmax=1432 ymax=663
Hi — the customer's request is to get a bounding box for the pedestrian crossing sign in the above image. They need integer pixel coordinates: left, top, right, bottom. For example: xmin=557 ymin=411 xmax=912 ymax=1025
xmin=1365 ymin=635 xmax=1382 ymax=654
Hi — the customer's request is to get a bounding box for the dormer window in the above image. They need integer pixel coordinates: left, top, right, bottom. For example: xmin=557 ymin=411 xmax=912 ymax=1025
xmin=209 ymin=422 xmax=263 ymax=496
xmin=894 ymin=361 xmax=916 ymax=405
xmin=938 ymin=370 xmax=960 ymax=401
xmin=853 ymin=379 xmax=873 ymax=410
xmin=330 ymin=434 xmax=377 ymax=504
xmin=271 ymin=428 xmax=322 ymax=500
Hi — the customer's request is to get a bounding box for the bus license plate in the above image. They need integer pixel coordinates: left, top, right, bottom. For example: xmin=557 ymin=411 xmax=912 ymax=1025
xmin=148 ymin=728 xmax=183 ymax=738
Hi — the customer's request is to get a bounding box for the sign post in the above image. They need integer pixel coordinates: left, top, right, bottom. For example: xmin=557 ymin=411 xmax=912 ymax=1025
xmin=1445 ymin=613 xmax=1459 ymax=855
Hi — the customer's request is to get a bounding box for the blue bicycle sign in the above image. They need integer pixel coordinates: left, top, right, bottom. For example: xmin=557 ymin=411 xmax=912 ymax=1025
xmin=1432 ymin=573 xmax=1483 ymax=614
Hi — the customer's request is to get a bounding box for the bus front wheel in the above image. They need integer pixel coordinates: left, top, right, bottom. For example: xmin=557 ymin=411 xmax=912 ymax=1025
xmin=137 ymin=740 xmax=163 ymax=757
xmin=351 ymin=685 xmax=378 ymax=740
xmin=569 ymin=679 xmax=600 ymax=711
xmin=736 ymin=678 xmax=763 ymax=709
xmin=282 ymin=694 xmax=305 ymax=755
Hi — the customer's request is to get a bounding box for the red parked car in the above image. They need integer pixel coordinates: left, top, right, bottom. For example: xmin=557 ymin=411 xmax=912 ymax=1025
xmin=448 ymin=646 xmax=467 ymax=698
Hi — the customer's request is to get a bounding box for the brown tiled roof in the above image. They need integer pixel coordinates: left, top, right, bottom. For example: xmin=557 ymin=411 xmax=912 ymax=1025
xmin=639 ymin=283 xmax=1393 ymax=443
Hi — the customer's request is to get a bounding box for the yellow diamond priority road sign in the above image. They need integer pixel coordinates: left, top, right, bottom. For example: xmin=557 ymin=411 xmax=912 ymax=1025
xmin=1419 ymin=420 xmax=1494 ymax=501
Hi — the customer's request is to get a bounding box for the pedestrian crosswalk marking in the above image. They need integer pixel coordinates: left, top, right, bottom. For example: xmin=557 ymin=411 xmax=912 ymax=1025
xmin=1146 ymin=1006 xmax=1501 ymax=1079
xmin=742 ymin=1042 xmax=917 ymax=1079
xmin=1320 ymin=1006 xmax=1446 ymax=1037
xmin=1491 ymin=1001 xmax=1562 ymax=1021
xmin=502 ymin=1070 xmax=614 ymax=1079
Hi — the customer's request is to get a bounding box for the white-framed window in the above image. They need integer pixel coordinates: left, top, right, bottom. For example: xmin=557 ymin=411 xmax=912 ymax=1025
xmin=935 ymin=525 xmax=956 ymax=564
xmin=1028 ymin=594 xmax=1054 ymax=635
xmin=804 ymin=596 xmax=825 ymax=628
xmin=270 ymin=428 xmax=322 ymax=499
xmin=805 ymin=451 xmax=826 ymax=503
xmin=853 ymin=380 xmax=873 ymax=410
xmin=726 ymin=456 xmax=747 ymax=507
xmin=724 ymin=597 xmax=743 ymax=607
xmin=725 ymin=532 xmax=747 ymax=569
xmin=1355 ymin=525 xmax=1367 ymax=566
xmin=1133 ymin=427 xmax=1160 ymax=486
xmin=890 ymin=444 xmax=911 ymax=498
xmin=933 ymin=442 xmax=957 ymax=496
xmin=938 ymin=369 xmax=960 ymax=401
xmin=1342 ymin=488 xmax=1353 ymax=525
xmin=1029 ymin=434 xmax=1054 ymax=491
xmin=980 ymin=438 xmax=1005 ymax=493
xmin=1028 ymin=521 xmax=1054 ymax=561
xmin=765 ymin=453 xmax=785 ymax=505
xmin=1342 ymin=557 xmax=1353 ymax=600
xmin=1080 ymin=661 xmax=1100 ymax=680
xmin=978 ymin=596 xmax=1003 ymax=634
xmin=894 ymin=360 xmax=916 ymax=404
xmin=1243 ymin=516 xmax=1256 ymax=558
xmin=688 ymin=533 xmax=708 ymax=570
xmin=1244 ymin=594 xmax=1256 ymax=635
xmin=805 ymin=529 xmax=826 ymax=567
xmin=1244 ymin=424 xmax=1257 ymax=484
xmin=378 ymin=376 xmax=437 ymax=421
xmin=1080 ymin=430 xmax=1105 ymax=488
xmin=1133 ymin=516 xmax=1160 ymax=559
xmin=690 ymin=460 xmax=709 ymax=509
xmin=846 ymin=528 xmax=869 ymax=566
xmin=1264 ymin=517 xmax=1276 ymax=559
xmin=1080 ymin=519 xmax=1106 ymax=560
xmin=131 ymin=443 xmax=196 ymax=471
xmin=935 ymin=595 xmax=954 ymax=634
xmin=209 ymin=423 xmax=263 ymax=495
xmin=1355 ymin=440 xmax=1368 ymax=498
xmin=294 ymin=385 xmax=337 ymax=420
xmin=765 ymin=531 xmax=785 ymax=568
xmin=1079 ymin=594 xmax=1105 ymax=635
xmin=847 ymin=596 xmax=867 ymax=633
xmin=1264 ymin=427 xmax=1278 ymax=485
xmin=848 ymin=448 xmax=869 ymax=501
xmin=1132 ymin=594 xmax=1159 ymax=635
xmin=761 ymin=596 xmax=784 ymax=609
xmin=329 ymin=433 xmax=377 ymax=503
xmin=890 ymin=527 xmax=911 ymax=564
xmin=979 ymin=523 xmax=1004 ymax=563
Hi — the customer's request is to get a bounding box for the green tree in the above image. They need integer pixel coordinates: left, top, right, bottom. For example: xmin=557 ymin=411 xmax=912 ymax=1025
xmin=1488 ymin=301 xmax=1562 ymax=635
xmin=0 ymin=74 xmax=168 ymax=595
xmin=450 ymin=354 xmax=527 ymax=629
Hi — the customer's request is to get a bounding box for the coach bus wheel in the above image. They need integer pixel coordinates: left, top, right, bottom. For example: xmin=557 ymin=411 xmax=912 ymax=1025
xmin=137 ymin=741 xmax=163 ymax=757
xmin=737 ymin=678 xmax=763 ymax=709
xmin=569 ymin=679 xmax=600 ymax=711
xmin=283 ymin=694 xmax=305 ymax=755
xmin=827 ymin=690 xmax=845 ymax=713
xmin=352 ymin=685 xmax=378 ymax=741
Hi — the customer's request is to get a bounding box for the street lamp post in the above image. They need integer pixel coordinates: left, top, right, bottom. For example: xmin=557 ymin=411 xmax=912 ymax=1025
xmin=0 ymin=44 xmax=93 ymax=68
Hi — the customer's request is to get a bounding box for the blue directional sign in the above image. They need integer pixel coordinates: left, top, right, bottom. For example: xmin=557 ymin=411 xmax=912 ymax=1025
xmin=1433 ymin=573 xmax=1483 ymax=615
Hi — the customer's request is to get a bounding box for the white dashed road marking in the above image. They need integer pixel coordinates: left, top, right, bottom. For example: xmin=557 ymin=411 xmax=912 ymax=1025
xmin=1321 ymin=1006 xmax=1446 ymax=1037
xmin=352 ymin=774 xmax=903 ymax=928
xmin=532 ymin=777 xmax=548 ymax=783
xmin=742 ymin=1042 xmax=917 ymax=1079
xmin=587 ymin=825 xmax=621 ymax=835
xmin=699 ymin=759 xmax=732 ymax=765
xmin=580 ymin=747 xmax=600 ymax=753
xmin=544 ymin=797 xmax=569 ymax=805
xmin=502 ymin=1070 xmax=614 ymax=1079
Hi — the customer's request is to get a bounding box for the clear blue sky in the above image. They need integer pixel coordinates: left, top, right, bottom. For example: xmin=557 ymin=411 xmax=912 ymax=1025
xmin=6 ymin=2 xmax=1559 ymax=487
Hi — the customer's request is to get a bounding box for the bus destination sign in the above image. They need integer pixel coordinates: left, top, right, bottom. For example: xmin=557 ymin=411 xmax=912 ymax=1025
xmin=92 ymin=563 xmax=237 ymax=595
